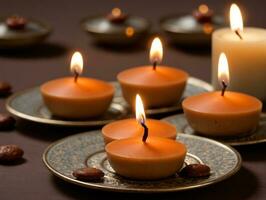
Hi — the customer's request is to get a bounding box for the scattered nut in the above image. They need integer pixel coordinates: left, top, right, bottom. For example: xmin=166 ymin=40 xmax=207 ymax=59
xmin=0 ymin=82 xmax=12 ymax=97
xmin=179 ymin=164 xmax=211 ymax=178
xmin=6 ymin=15 xmax=28 ymax=30
xmin=73 ymin=167 xmax=104 ymax=182
xmin=0 ymin=145 xmax=24 ymax=162
xmin=0 ymin=114 xmax=16 ymax=130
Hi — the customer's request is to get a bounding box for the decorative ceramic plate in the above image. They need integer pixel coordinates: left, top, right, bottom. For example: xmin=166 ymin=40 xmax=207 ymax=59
xmin=0 ymin=18 xmax=51 ymax=48
xmin=160 ymin=14 xmax=225 ymax=46
xmin=162 ymin=113 xmax=266 ymax=146
xmin=6 ymin=86 xmax=128 ymax=127
xmin=6 ymin=78 xmax=212 ymax=126
xmin=81 ymin=15 xmax=150 ymax=45
xmin=43 ymin=131 xmax=241 ymax=193
xmin=114 ymin=77 xmax=213 ymax=116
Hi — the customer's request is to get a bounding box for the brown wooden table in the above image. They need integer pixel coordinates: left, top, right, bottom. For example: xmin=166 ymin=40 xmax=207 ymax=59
xmin=1 ymin=0 xmax=266 ymax=199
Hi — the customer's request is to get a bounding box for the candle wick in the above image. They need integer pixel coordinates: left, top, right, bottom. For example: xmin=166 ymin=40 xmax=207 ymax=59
xmin=235 ymin=30 xmax=243 ymax=40
xmin=141 ymin=121 xmax=148 ymax=142
xmin=153 ymin=61 xmax=157 ymax=70
xmin=74 ymin=70 xmax=79 ymax=83
xmin=221 ymin=80 xmax=227 ymax=96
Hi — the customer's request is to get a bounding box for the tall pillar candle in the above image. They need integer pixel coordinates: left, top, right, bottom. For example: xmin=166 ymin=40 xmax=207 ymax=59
xmin=212 ymin=4 xmax=266 ymax=101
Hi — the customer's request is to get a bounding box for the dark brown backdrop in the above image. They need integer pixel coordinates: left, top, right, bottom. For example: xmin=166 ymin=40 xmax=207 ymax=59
xmin=0 ymin=0 xmax=266 ymax=199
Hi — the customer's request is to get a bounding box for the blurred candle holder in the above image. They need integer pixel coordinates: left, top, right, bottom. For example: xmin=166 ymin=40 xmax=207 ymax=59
xmin=81 ymin=8 xmax=151 ymax=46
xmin=160 ymin=4 xmax=225 ymax=47
xmin=0 ymin=15 xmax=51 ymax=48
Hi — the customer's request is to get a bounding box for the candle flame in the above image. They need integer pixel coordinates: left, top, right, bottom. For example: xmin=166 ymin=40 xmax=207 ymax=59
xmin=203 ymin=23 xmax=213 ymax=34
xmin=199 ymin=4 xmax=209 ymax=14
xmin=218 ymin=52 xmax=230 ymax=87
xmin=230 ymin=4 xmax=243 ymax=32
xmin=135 ymin=94 xmax=146 ymax=124
xmin=149 ymin=37 xmax=163 ymax=65
xmin=125 ymin=26 xmax=135 ymax=37
xmin=70 ymin=51 xmax=83 ymax=75
xmin=112 ymin=7 xmax=121 ymax=17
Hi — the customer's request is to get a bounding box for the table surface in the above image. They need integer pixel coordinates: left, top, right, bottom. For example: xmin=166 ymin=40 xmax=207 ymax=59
xmin=1 ymin=0 xmax=266 ymax=199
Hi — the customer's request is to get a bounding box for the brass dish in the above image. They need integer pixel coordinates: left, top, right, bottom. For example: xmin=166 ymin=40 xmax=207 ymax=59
xmin=6 ymin=78 xmax=212 ymax=126
xmin=162 ymin=113 xmax=266 ymax=146
xmin=6 ymin=86 xmax=128 ymax=127
xmin=0 ymin=17 xmax=51 ymax=48
xmin=43 ymin=131 xmax=241 ymax=193
xmin=81 ymin=15 xmax=150 ymax=45
xmin=160 ymin=14 xmax=225 ymax=46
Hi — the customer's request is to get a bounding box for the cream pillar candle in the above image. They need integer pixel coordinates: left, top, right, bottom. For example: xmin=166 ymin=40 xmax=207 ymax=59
xmin=212 ymin=4 xmax=266 ymax=101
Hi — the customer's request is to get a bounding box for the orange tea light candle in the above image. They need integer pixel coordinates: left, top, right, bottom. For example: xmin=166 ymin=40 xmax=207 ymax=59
xmin=41 ymin=52 xmax=114 ymax=119
xmin=102 ymin=94 xmax=177 ymax=144
xmin=183 ymin=53 xmax=262 ymax=137
xmin=106 ymin=95 xmax=187 ymax=180
xmin=117 ymin=37 xmax=188 ymax=108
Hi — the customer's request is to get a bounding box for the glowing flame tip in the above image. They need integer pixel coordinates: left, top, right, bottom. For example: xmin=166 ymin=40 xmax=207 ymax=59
xmin=112 ymin=8 xmax=121 ymax=17
xmin=218 ymin=52 xmax=230 ymax=87
xmin=230 ymin=3 xmax=243 ymax=32
xmin=199 ymin=4 xmax=209 ymax=14
xmin=70 ymin=51 xmax=83 ymax=75
xmin=135 ymin=94 xmax=145 ymax=124
xmin=149 ymin=37 xmax=163 ymax=65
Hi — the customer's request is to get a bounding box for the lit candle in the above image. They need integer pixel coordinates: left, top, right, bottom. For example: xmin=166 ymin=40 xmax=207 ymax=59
xmin=40 ymin=51 xmax=114 ymax=119
xmin=102 ymin=94 xmax=177 ymax=144
xmin=106 ymin=95 xmax=187 ymax=180
xmin=117 ymin=37 xmax=188 ymax=108
xmin=212 ymin=3 xmax=266 ymax=101
xmin=107 ymin=8 xmax=128 ymax=23
xmin=192 ymin=4 xmax=214 ymax=23
xmin=183 ymin=53 xmax=262 ymax=137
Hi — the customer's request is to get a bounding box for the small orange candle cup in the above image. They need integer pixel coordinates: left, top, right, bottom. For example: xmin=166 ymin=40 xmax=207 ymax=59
xmin=182 ymin=53 xmax=262 ymax=137
xmin=106 ymin=136 xmax=186 ymax=180
xmin=106 ymin=95 xmax=186 ymax=180
xmin=118 ymin=66 xmax=188 ymax=108
xmin=102 ymin=118 xmax=176 ymax=145
xmin=41 ymin=52 xmax=114 ymax=119
xmin=183 ymin=91 xmax=262 ymax=137
xmin=41 ymin=78 xmax=114 ymax=119
xmin=117 ymin=37 xmax=188 ymax=108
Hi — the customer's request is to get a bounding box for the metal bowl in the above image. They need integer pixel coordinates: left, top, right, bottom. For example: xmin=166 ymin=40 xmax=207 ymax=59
xmin=81 ymin=15 xmax=151 ymax=45
xmin=0 ymin=17 xmax=52 ymax=48
xmin=160 ymin=14 xmax=225 ymax=46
